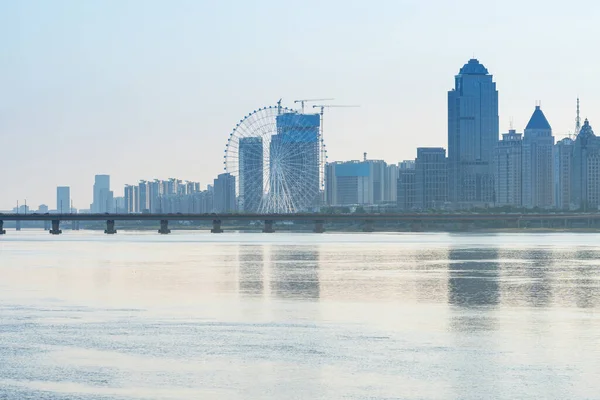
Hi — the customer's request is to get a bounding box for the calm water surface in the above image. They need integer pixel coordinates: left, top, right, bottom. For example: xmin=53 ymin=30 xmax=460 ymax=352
xmin=1 ymin=231 xmax=600 ymax=399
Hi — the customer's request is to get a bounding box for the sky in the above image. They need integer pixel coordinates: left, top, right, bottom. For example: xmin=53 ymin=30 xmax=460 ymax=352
xmin=2 ymin=0 xmax=600 ymax=210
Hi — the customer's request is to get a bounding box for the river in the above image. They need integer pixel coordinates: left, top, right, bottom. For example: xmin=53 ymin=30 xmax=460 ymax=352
xmin=1 ymin=231 xmax=599 ymax=399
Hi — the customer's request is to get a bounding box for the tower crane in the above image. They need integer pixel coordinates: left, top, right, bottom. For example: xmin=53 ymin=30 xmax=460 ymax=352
xmin=311 ymin=104 xmax=360 ymax=192
xmin=294 ymin=98 xmax=334 ymax=113
xmin=312 ymin=104 xmax=360 ymax=159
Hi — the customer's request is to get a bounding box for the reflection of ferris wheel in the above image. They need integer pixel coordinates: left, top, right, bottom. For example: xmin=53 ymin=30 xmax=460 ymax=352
xmin=225 ymin=102 xmax=325 ymax=213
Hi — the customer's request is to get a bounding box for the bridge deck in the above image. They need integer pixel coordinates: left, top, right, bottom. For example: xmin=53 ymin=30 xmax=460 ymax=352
xmin=1 ymin=213 xmax=600 ymax=222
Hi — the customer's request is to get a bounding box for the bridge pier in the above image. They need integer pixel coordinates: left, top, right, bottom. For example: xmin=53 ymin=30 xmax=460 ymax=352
xmin=72 ymin=220 xmax=80 ymax=231
xmin=314 ymin=220 xmax=325 ymax=233
xmin=0 ymin=220 xmax=5 ymax=235
xmin=49 ymin=220 xmax=62 ymax=235
xmin=16 ymin=220 xmax=21 ymax=231
xmin=104 ymin=220 xmax=117 ymax=234
xmin=263 ymin=220 xmax=275 ymax=233
xmin=211 ymin=219 xmax=223 ymax=233
xmin=158 ymin=220 xmax=171 ymax=234
xmin=44 ymin=220 xmax=50 ymax=231
xmin=363 ymin=220 xmax=375 ymax=233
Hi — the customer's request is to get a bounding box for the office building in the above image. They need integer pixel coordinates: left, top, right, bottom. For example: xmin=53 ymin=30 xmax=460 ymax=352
xmin=56 ymin=186 xmax=71 ymax=213
xmin=326 ymin=161 xmax=373 ymax=206
xmin=448 ymin=59 xmax=499 ymax=208
xmin=522 ymin=106 xmax=554 ymax=209
xmin=239 ymin=137 xmax=264 ymax=212
xmin=415 ymin=148 xmax=448 ymax=209
xmin=494 ymin=130 xmax=523 ymax=207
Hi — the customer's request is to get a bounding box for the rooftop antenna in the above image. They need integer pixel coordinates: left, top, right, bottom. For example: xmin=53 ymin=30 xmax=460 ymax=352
xmin=575 ymin=97 xmax=581 ymax=135
xmin=277 ymin=98 xmax=282 ymax=115
xmin=509 ymin=117 xmax=514 ymax=131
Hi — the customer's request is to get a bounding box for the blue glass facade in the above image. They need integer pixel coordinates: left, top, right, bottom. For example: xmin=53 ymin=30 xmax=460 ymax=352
xmin=239 ymin=137 xmax=264 ymax=212
xmin=448 ymin=59 xmax=499 ymax=207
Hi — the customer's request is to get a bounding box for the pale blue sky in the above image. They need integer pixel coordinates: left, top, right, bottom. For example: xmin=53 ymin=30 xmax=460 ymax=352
xmin=1 ymin=0 xmax=599 ymax=209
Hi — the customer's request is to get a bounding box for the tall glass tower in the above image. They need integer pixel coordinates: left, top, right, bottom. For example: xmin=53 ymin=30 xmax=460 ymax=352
xmin=448 ymin=59 xmax=499 ymax=207
xmin=239 ymin=137 xmax=264 ymax=212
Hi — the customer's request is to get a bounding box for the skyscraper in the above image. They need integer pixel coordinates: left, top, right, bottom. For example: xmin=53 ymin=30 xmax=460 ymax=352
xmin=415 ymin=148 xmax=448 ymax=210
xmin=522 ymin=106 xmax=554 ymax=209
xmin=92 ymin=175 xmax=113 ymax=213
xmin=571 ymin=119 xmax=600 ymax=210
xmin=494 ymin=130 xmax=523 ymax=207
xmin=239 ymin=137 xmax=264 ymax=212
xmin=267 ymin=112 xmax=320 ymax=212
xmin=448 ymin=59 xmax=499 ymax=208
xmin=56 ymin=186 xmax=71 ymax=213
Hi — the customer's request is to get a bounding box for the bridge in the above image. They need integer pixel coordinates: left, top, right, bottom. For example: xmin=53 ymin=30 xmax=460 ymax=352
xmin=2 ymin=212 xmax=600 ymax=235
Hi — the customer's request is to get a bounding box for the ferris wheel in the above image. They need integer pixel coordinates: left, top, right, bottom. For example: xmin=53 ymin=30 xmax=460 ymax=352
xmin=224 ymin=103 xmax=325 ymax=213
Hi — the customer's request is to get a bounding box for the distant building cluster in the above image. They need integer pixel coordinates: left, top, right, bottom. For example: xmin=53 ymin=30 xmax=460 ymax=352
xmin=122 ymin=178 xmax=204 ymax=213
xmin=326 ymin=59 xmax=600 ymax=212
xmin=15 ymin=58 xmax=600 ymax=215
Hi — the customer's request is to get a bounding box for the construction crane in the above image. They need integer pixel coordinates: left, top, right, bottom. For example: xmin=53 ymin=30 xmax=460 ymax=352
xmin=312 ymin=104 xmax=360 ymax=152
xmin=311 ymin=104 xmax=360 ymax=191
xmin=294 ymin=98 xmax=334 ymax=113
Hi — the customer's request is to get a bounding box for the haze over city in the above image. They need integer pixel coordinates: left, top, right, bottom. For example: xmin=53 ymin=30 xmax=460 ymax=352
xmin=2 ymin=0 xmax=600 ymax=209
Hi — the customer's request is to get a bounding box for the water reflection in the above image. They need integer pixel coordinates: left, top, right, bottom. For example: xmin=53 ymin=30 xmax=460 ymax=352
xmin=269 ymin=246 xmax=320 ymax=300
xmin=572 ymin=250 xmax=600 ymax=309
xmin=238 ymin=246 xmax=264 ymax=296
xmin=447 ymin=248 xmax=500 ymax=307
xmin=521 ymin=250 xmax=553 ymax=308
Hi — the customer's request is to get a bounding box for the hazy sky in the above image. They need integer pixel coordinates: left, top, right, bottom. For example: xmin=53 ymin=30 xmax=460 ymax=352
xmin=2 ymin=0 xmax=600 ymax=210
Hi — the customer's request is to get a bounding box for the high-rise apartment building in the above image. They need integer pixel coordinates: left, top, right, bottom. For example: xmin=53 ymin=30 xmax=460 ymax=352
xmin=56 ymin=186 xmax=71 ymax=213
xmin=415 ymin=148 xmax=448 ymax=210
xmin=384 ymin=164 xmax=399 ymax=203
xmin=124 ymin=185 xmax=136 ymax=213
xmin=397 ymin=161 xmax=416 ymax=211
xmin=522 ymin=106 xmax=554 ymax=209
xmin=365 ymin=159 xmax=386 ymax=204
xmin=92 ymin=175 xmax=113 ymax=213
xmin=213 ymin=173 xmax=237 ymax=213
xmin=448 ymin=59 xmax=499 ymax=208
xmin=554 ymin=138 xmax=574 ymax=210
xmin=494 ymin=130 xmax=523 ymax=207
xmin=571 ymin=119 xmax=600 ymax=210
xmin=138 ymin=181 xmax=148 ymax=212
xmin=239 ymin=137 xmax=264 ymax=212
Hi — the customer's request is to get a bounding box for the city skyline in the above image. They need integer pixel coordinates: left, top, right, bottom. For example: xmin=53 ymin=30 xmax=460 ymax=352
xmin=3 ymin=1 xmax=600 ymax=209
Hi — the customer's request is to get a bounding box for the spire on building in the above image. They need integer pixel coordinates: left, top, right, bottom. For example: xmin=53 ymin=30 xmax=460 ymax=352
xmin=575 ymin=97 xmax=581 ymax=135
xmin=525 ymin=105 xmax=552 ymax=130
